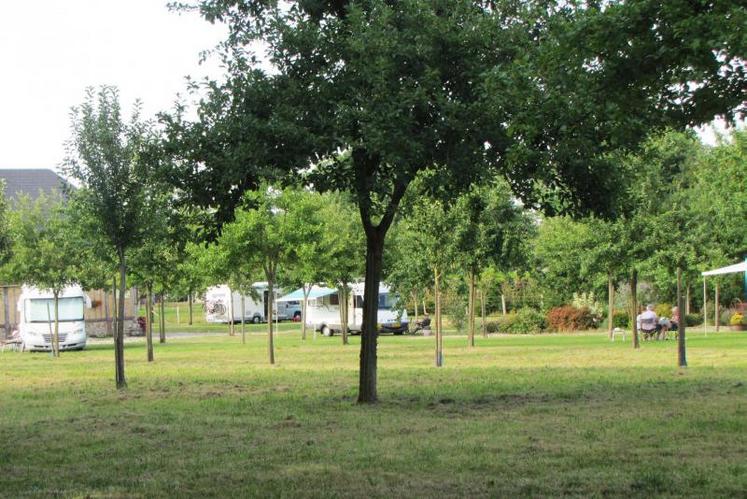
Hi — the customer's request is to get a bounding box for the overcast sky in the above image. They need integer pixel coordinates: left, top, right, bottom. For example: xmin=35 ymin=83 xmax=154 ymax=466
xmin=0 ymin=0 xmax=226 ymax=170
xmin=0 ymin=2 xmax=737 ymax=172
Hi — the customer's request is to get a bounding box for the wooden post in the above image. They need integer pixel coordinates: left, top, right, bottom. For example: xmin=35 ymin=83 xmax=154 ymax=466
xmin=715 ymin=281 xmax=720 ymax=332
xmin=677 ymin=267 xmax=687 ymax=367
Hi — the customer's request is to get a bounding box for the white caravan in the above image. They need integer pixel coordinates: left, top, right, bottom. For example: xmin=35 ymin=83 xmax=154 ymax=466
xmin=18 ymin=285 xmax=91 ymax=351
xmin=204 ymin=283 xmax=295 ymax=323
xmin=278 ymin=283 xmax=408 ymax=336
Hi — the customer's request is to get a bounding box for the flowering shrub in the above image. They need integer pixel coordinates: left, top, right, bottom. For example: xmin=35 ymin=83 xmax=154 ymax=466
xmin=547 ymin=306 xmax=598 ymax=332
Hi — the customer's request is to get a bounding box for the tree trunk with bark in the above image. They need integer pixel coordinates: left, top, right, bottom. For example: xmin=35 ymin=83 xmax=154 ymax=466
xmin=265 ymin=265 xmax=276 ymax=365
xmin=715 ymin=282 xmax=720 ymax=332
xmin=241 ymin=294 xmax=246 ymax=344
xmin=340 ymin=283 xmax=350 ymax=345
xmin=677 ymin=267 xmax=687 ymax=367
xmin=112 ymin=277 xmax=118 ymax=337
xmin=480 ymin=287 xmax=487 ymax=338
xmin=467 ymin=270 xmax=476 ymax=348
xmin=608 ymin=273 xmax=615 ymax=341
xmin=228 ymin=289 xmax=235 ymax=336
xmin=501 ymin=293 xmax=507 ymax=316
xmin=103 ymin=290 xmax=112 ymax=337
xmin=631 ymin=269 xmax=639 ymax=349
xmin=434 ymin=267 xmax=443 ymax=367
xmin=52 ymin=290 xmax=60 ymax=358
xmin=146 ymin=285 xmax=154 ymax=362
xmin=358 ymin=229 xmax=384 ymax=403
xmin=115 ymin=254 xmax=127 ymax=389
xmin=159 ymin=296 xmax=166 ymax=344
xmin=302 ymin=284 xmax=311 ymax=341
xmin=188 ymin=292 xmax=193 ymax=325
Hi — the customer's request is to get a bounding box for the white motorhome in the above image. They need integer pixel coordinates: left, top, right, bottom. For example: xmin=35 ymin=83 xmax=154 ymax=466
xmin=278 ymin=283 xmax=408 ymax=336
xmin=18 ymin=285 xmax=91 ymax=351
xmin=204 ymin=283 xmax=295 ymax=323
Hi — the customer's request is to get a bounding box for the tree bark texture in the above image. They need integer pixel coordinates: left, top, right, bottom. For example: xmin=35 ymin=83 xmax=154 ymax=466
xmin=501 ymin=294 xmax=507 ymax=316
xmin=434 ymin=267 xmax=443 ymax=367
xmin=115 ymin=255 xmax=127 ymax=389
xmin=146 ymin=286 xmax=154 ymax=362
xmin=480 ymin=287 xmax=487 ymax=338
xmin=228 ymin=289 xmax=235 ymax=336
xmin=159 ymin=297 xmax=166 ymax=344
xmin=631 ymin=269 xmax=639 ymax=349
xmin=241 ymin=294 xmax=246 ymax=344
xmin=608 ymin=273 xmax=615 ymax=341
xmin=358 ymin=231 xmax=384 ymax=403
xmin=53 ymin=291 xmax=60 ymax=358
xmin=266 ymin=270 xmax=276 ymax=365
xmin=341 ymin=284 xmax=350 ymax=345
xmin=677 ymin=267 xmax=687 ymax=367
xmin=188 ymin=292 xmax=193 ymax=325
xmin=112 ymin=277 xmax=118 ymax=336
xmin=715 ymin=282 xmax=720 ymax=332
xmin=104 ymin=290 xmax=112 ymax=336
xmin=467 ymin=271 xmax=476 ymax=348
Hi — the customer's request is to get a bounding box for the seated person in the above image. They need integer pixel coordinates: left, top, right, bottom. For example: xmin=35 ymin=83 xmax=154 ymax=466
xmin=670 ymin=306 xmax=680 ymax=332
xmin=637 ymin=304 xmax=659 ymax=340
xmin=658 ymin=317 xmax=671 ymax=340
xmin=412 ymin=314 xmax=431 ymax=334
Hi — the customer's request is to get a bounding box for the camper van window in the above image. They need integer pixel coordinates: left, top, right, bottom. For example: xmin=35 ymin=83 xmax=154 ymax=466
xmin=26 ymin=297 xmax=84 ymax=323
xmin=355 ymin=296 xmax=364 ymax=308
xmin=330 ymin=293 xmax=339 ymax=306
xmin=378 ymin=293 xmax=398 ymax=310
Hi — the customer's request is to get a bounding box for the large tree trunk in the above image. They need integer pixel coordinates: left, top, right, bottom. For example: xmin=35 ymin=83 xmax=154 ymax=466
xmin=146 ymin=285 xmax=154 ymax=362
xmin=53 ymin=290 xmax=60 ymax=358
xmin=677 ymin=267 xmax=687 ymax=367
xmin=115 ymin=253 xmax=127 ymax=389
xmin=631 ymin=269 xmax=639 ymax=349
xmin=358 ymin=230 xmax=384 ymax=403
xmin=467 ymin=270 xmax=476 ymax=348
xmin=434 ymin=267 xmax=443 ymax=367
xmin=266 ymin=268 xmax=276 ymax=364
xmin=608 ymin=273 xmax=615 ymax=341
xmin=188 ymin=292 xmax=193 ymax=325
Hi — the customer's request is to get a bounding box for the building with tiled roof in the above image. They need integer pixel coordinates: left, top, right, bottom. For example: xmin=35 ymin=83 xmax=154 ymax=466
xmin=0 ymin=169 xmax=72 ymax=202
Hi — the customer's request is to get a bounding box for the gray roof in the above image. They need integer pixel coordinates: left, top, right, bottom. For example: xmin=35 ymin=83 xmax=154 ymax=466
xmin=0 ymin=169 xmax=72 ymax=202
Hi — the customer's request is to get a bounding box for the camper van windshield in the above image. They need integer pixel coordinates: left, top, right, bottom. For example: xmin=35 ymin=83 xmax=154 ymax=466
xmin=378 ymin=293 xmax=398 ymax=310
xmin=26 ymin=297 xmax=84 ymax=323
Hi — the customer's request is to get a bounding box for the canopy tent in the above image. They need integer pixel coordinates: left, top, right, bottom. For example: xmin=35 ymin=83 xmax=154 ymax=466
xmin=277 ymin=286 xmax=336 ymax=302
xmin=701 ymin=261 xmax=747 ymax=276
xmin=700 ymin=259 xmax=747 ymax=335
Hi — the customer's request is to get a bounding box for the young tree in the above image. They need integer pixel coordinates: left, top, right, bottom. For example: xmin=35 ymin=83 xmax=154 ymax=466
xmin=62 ymin=86 xmax=150 ymax=389
xmin=7 ymin=193 xmax=81 ymax=357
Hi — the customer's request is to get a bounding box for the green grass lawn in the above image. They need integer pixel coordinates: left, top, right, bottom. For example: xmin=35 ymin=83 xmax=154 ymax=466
xmin=1 ymin=331 xmax=745 ymax=497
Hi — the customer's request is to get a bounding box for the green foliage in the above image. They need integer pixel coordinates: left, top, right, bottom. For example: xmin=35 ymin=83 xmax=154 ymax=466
xmin=730 ymin=312 xmax=746 ymax=326
xmin=502 ymin=308 xmax=547 ymax=334
xmin=546 ymin=306 xmax=598 ymax=332
xmin=571 ymin=292 xmax=604 ymax=320
xmin=613 ymin=311 xmax=631 ymax=329
xmin=655 ymin=303 xmax=673 ymax=319
xmin=686 ymin=313 xmax=704 ymax=327
xmin=6 ymin=193 xmax=81 ymax=293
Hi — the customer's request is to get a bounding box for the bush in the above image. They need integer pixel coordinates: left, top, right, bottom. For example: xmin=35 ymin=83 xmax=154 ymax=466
xmin=546 ymin=306 xmax=598 ymax=332
xmin=484 ymin=320 xmax=501 ymax=334
xmin=685 ymin=313 xmax=703 ymax=327
xmin=720 ymin=309 xmax=735 ymax=326
xmin=503 ymin=308 xmax=547 ymax=334
xmin=730 ymin=312 xmax=746 ymax=326
xmin=612 ymin=311 xmax=630 ymax=328
xmin=655 ymin=303 xmax=672 ymax=319
xmin=571 ymin=292 xmax=604 ymax=319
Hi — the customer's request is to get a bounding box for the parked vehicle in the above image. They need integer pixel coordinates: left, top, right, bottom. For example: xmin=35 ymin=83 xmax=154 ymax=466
xmin=18 ymin=285 xmax=91 ymax=351
xmin=204 ymin=283 xmax=290 ymax=323
xmin=278 ymin=283 xmax=408 ymax=336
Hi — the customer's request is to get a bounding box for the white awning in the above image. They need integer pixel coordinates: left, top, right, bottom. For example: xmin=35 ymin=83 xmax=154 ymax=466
xmin=701 ymin=261 xmax=747 ymax=276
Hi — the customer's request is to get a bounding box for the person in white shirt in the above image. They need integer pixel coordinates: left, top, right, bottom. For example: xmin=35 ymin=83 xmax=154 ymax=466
xmin=637 ymin=304 xmax=659 ymax=340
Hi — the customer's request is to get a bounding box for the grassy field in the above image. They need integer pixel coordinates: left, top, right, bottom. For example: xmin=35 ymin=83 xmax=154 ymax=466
xmin=1 ymin=330 xmax=745 ymax=497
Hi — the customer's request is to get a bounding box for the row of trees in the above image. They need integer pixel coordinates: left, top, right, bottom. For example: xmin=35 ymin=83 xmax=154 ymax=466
xmin=7 ymin=1 xmax=744 ymax=402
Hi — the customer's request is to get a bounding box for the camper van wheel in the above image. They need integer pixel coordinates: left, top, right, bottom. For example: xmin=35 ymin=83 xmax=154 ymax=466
xmin=252 ymin=316 xmax=261 ymax=324
xmin=321 ymin=325 xmax=333 ymax=337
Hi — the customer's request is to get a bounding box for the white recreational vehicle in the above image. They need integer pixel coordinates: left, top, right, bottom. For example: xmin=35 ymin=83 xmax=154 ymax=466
xmin=18 ymin=285 xmax=91 ymax=351
xmin=278 ymin=283 xmax=408 ymax=336
xmin=204 ymin=283 xmax=300 ymax=323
